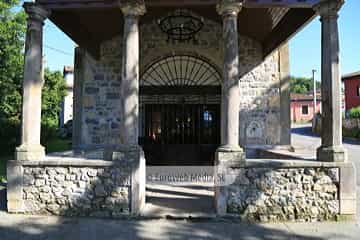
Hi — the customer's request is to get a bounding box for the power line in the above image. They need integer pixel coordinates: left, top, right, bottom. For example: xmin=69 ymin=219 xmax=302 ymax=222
xmin=44 ymin=44 xmax=73 ymax=56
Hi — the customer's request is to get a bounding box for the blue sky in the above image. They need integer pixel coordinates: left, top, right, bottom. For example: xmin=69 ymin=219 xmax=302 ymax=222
xmin=36 ymin=0 xmax=360 ymax=79
xmin=289 ymin=0 xmax=360 ymax=80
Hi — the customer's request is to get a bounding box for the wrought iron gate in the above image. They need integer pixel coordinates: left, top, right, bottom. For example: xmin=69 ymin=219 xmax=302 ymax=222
xmin=141 ymin=104 xmax=220 ymax=165
xmin=140 ymin=54 xmax=222 ymax=165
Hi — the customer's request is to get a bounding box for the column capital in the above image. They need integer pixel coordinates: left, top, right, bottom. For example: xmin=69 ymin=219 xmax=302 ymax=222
xmin=120 ymin=1 xmax=146 ymax=17
xmin=217 ymin=0 xmax=243 ymax=17
xmin=23 ymin=3 xmax=50 ymax=24
xmin=314 ymin=0 xmax=344 ymax=20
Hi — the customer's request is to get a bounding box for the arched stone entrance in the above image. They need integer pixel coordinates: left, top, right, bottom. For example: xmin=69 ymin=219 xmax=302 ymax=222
xmin=139 ymin=54 xmax=222 ymax=166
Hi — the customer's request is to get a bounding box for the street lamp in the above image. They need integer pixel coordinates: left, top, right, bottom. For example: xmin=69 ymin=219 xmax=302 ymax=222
xmin=312 ymin=69 xmax=317 ymax=114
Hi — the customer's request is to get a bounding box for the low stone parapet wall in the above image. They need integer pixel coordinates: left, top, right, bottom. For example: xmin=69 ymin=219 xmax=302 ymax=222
xmin=313 ymin=115 xmax=360 ymax=138
xmin=342 ymin=119 xmax=360 ymax=138
xmin=227 ymin=167 xmax=339 ymax=222
xmin=7 ymin=149 xmax=146 ymax=217
xmin=215 ymin=155 xmax=357 ymax=222
xmin=343 ymin=118 xmax=360 ymax=129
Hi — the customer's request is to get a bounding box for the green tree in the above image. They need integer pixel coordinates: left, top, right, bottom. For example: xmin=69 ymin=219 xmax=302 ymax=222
xmin=290 ymin=76 xmax=321 ymax=94
xmin=0 ymin=0 xmax=26 ymax=124
xmin=41 ymin=69 xmax=67 ymax=142
xmin=42 ymin=69 xmax=67 ymax=128
xmin=0 ymin=0 xmax=26 ymax=153
xmin=0 ymin=1 xmax=67 ymax=152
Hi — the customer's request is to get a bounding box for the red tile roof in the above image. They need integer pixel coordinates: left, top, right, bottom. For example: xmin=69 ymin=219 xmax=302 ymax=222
xmin=342 ymin=71 xmax=360 ymax=80
xmin=291 ymin=93 xmax=321 ymax=101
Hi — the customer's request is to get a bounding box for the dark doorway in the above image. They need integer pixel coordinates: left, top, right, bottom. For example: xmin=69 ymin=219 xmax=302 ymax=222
xmin=140 ymin=104 xmax=220 ymax=165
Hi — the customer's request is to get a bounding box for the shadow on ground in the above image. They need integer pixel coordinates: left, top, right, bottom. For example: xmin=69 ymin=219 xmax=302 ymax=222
xmin=291 ymin=126 xmax=319 ymax=138
xmin=144 ymin=184 xmax=215 ymax=216
xmin=292 ymin=125 xmax=360 ymax=146
xmin=0 ymin=214 xmax=342 ymax=240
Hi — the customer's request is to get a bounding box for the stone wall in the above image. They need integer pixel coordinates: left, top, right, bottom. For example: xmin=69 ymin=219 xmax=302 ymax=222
xmin=215 ymin=151 xmax=357 ymax=222
xmin=23 ymin=165 xmax=130 ymax=217
xmin=313 ymin=116 xmax=360 ymax=139
xmin=74 ymin=11 xmax=285 ymax=149
xmin=239 ymin=52 xmax=281 ymax=146
xmin=226 ymin=167 xmax=339 ymax=222
xmin=80 ymin=52 xmax=122 ymax=147
xmin=8 ymin=148 xmax=146 ymax=217
xmin=343 ymin=118 xmax=360 ymax=130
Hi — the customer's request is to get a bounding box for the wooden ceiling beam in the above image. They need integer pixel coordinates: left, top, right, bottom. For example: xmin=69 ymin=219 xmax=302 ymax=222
xmin=36 ymin=0 xmax=321 ymax=10
xmin=262 ymin=8 xmax=316 ymax=58
xmin=49 ymin=11 xmax=101 ymax=58
xmin=243 ymin=0 xmax=319 ymax=8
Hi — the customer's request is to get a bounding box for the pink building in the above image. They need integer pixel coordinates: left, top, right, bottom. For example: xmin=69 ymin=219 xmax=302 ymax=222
xmin=291 ymin=93 xmax=321 ymax=123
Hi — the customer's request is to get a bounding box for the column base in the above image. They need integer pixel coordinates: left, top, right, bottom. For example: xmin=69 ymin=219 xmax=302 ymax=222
xmin=271 ymin=145 xmax=295 ymax=152
xmin=339 ymin=162 xmax=357 ymax=216
xmin=215 ymin=149 xmax=245 ymax=163
xmin=7 ymin=161 xmax=24 ymax=213
xmin=104 ymin=144 xmax=145 ymax=215
xmin=317 ymin=145 xmax=347 ymax=162
xmin=214 ymin=147 xmax=245 ymax=216
xmin=217 ymin=144 xmax=244 ymax=153
xmin=105 ymin=144 xmax=143 ymax=161
xmin=15 ymin=144 xmax=45 ymax=161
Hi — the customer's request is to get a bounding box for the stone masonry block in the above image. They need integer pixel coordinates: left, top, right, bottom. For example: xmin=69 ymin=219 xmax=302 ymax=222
xmin=7 ymin=161 xmax=24 ymax=213
xmin=339 ymin=163 xmax=357 ymax=215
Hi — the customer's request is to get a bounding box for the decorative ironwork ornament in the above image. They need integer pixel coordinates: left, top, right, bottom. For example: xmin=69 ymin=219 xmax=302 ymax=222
xmin=158 ymin=9 xmax=204 ymax=42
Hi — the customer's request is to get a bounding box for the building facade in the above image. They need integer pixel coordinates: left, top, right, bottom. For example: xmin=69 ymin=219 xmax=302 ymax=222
xmin=59 ymin=66 xmax=74 ymax=127
xmin=291 ymin=93 xmax=321 ymax=122
xmin=343 ymin=71 xmax=360 ymax=111
xmin=6 ymin=0 xmax=356 ymax=222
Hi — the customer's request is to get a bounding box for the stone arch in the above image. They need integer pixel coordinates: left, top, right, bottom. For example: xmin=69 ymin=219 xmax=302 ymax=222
xmin=140 ymin=53 xmax=222 ymax=87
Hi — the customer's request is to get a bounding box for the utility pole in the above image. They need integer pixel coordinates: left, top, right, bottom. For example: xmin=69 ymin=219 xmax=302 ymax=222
xmin=312 ymin=69 xmax=317 ymax=114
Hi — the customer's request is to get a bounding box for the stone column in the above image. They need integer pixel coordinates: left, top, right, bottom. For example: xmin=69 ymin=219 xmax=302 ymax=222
xmin=118 ymin=2 xmax=146 ymax=215
xmin=217 ymin=1 xmax=243 ymax=154
xmin=120 ymin=3 xmax=145 ymax=147
xmin=315 ymin=0 xmax=347 ymax=162
xmin=215 ymin=0 xmax=244 ymax=217
xmin=279 ymin=43 xmax=292 ymax=147
xmin=72 ymin=47 xmax=85 ymax=154
xmin=16 ymin=3 xmax=49 ymax=161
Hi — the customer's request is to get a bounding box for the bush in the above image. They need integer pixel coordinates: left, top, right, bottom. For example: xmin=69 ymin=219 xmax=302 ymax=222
xmin=343 ymin=127 xmax=360 ymax=139
xmin=41 ymin=125 xmax=58 ymax=145
xmin=0 ymin=120 xmax=20 ymax=155
xmin=0 ymin=121 xmax=60 ymax=154
xmin=348 ymin=106 xmax=360 ymax=119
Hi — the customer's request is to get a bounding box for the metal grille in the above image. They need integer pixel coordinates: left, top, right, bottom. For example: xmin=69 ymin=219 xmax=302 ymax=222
xmin=141 ymin=55 xmax=221 ymax=86
xmin=144 ymin=104 xmax=220 ymax=145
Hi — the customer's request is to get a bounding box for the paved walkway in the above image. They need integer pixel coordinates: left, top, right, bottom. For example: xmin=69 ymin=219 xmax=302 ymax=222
xmin=143 ymin=184 xmax=215 ymax=217
xmin=0 ymin=211 xmax=359 ymax=240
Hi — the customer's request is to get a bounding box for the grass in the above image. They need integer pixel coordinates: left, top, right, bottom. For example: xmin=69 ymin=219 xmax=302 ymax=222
xmin=0 ymin=138 xmax=71 ymax=183
xmin=45 ymin=138 xmax=72 ymax=153
xmin=0 ymin=155 xmax=10 ymax=183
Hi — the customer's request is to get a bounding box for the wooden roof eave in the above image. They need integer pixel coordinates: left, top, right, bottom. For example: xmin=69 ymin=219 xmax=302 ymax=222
xmin=262 ymin=8 xmax=317 ymax=58
xmin=35 ymin=0 xmax=321 ymax=60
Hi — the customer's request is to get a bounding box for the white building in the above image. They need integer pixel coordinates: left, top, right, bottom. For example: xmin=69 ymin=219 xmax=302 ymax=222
xmin=59 ymin=66 xmax=74 ymax=127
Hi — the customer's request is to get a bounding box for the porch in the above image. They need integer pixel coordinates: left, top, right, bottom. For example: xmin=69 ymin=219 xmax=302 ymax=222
xmin=6 ymin=0 xmax=357 ymax=222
